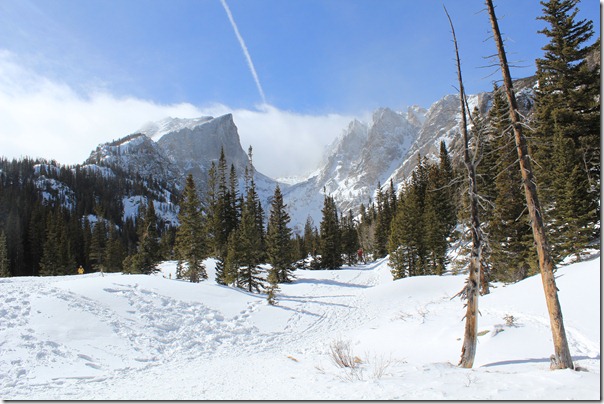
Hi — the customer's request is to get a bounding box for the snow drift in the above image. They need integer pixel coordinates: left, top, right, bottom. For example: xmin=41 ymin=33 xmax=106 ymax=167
xmin=0 ymin=256 xmax=599 ymax=400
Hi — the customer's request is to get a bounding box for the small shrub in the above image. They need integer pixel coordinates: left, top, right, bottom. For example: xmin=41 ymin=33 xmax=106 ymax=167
xmin=329 ymin=339 xmax=358 ymax=369
xmin=503 ymin=314 xmax=517 ymax=327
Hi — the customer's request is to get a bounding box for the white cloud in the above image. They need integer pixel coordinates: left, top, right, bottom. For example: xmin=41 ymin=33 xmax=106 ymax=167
xmin=0 ymin=51 xmax=355 ymax=179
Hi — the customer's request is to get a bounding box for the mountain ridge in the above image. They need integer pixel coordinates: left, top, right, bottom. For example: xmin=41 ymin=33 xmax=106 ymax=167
xmin=67 ymin=76 xmax=538 ymax=231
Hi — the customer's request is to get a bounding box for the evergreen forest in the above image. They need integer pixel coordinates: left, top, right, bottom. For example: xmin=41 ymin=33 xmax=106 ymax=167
xmin=0 ymin=0 xmax=599 ymax=302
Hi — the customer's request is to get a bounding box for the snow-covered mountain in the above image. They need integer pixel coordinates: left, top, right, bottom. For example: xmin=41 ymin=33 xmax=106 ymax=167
xmin=148 ymin=114 xmax=283 ymax=209
xmin=77 ymin=77 xmax=537 ymax=232
xmin=87 ymin=114 xmax=283 ymax=216
xmin=282 ymin=77 xmax=537 ymax=231
xmin=282 ymin=107 xmax=423 ymax=231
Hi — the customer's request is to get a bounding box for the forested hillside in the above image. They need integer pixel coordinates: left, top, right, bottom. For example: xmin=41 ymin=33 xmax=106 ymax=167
xmin=0 ymin=157 xmax=179 ymax=277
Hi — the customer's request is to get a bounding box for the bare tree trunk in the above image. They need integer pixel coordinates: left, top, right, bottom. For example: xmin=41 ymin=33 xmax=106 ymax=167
xmin=445 ymin=7 xmax=483 ymax=369
xmin=485 ymin=0 xmax=574 ymax=370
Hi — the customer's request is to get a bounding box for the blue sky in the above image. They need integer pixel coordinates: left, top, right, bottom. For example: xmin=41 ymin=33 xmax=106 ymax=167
xmin=0 ymin=0 xmax=599 ymax=177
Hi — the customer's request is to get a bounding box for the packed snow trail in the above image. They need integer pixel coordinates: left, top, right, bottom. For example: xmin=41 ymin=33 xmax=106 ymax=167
xmin=0 ymin=257 xmax=599 ymax=399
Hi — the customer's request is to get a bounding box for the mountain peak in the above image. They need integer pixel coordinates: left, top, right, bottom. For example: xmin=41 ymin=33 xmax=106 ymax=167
xmin=138 ymin=116 xmax=214 ymax=141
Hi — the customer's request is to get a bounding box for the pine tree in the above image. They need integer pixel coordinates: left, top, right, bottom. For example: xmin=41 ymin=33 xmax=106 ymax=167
xmin=487 ymin=85 xmax=537 ymax=283
xmin=388 ymin=177 xmax=424 ymax=279
xmin=237 ymin=147 xmax=265 ymax=292
xmin=175 ymin=174 xmax=208 ymax=282
xmin=532 ymin=0 xmax=600 ymax=257
xmin=302 ymin=216 xmax=317 ymax=259
xmin=0 ymin=232 xmax=10 ymax=277
xmin=341 ymin=210 xmax=359 ymax=266
xmin=105 ymin=224 xmax=126 ymax=272
xmin=373 ymin=182 xmax=390 ymax=258
xmin=124 ymin=200 xmax=161 ymax=275
xmin=266 ymin=185 xmax=294 ymax=283
xmin=319 ymin=194 xmax=342 ymax=269
xmin=266 ymin=264 xmax=280 ymax=305
xmin=89 ymin=219 xmax=107 ymax=273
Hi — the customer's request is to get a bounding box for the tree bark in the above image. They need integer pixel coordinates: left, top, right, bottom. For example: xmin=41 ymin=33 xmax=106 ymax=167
xmin=444 ymin=7 xmax=483 ymax=369
xmin=485 ymin=0 xmax=574 ymax=370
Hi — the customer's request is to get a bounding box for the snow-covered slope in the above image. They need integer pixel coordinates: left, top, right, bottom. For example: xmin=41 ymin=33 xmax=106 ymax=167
xmin=138 ymin=116 xmax=214 ymax=141
xmin=86 ymin=133 xmax=183 ymax=186
xmin=1 ymin=256 xmax=599 ymax=400
xmin=283 ymin=107 xmax=422 ymax=230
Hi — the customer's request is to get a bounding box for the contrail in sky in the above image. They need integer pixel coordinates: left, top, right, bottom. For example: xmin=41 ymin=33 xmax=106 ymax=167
xmin=220 ymin=0 xmax=267 ymax=105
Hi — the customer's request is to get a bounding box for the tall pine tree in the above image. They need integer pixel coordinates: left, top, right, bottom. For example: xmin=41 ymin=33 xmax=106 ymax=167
xmin=175 ymin=174 xmax=208 ymax=282
xmin=266 ymin=185 xmax=294 ymax=283
xmin=0 ymin=232 xmax=9 ymax=277
xmin=236 ymin=147 xmax=265 ymax=292
xmin=318 ymin=194 xmax=342 ymax=269
xmin=532 ymin=0 xmax=600 ymax=258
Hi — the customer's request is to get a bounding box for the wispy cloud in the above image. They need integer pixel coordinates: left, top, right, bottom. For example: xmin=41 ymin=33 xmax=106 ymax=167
xmin=0 ymin=51 xmax=354 ymax=178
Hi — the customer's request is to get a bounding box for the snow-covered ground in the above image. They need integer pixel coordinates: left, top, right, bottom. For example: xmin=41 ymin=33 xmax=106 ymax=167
xmin=0 ymin=256 xmax=600 ymax=400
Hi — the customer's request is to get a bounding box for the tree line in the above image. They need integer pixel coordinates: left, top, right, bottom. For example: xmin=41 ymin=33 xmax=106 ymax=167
xmin=0 ymin=0 xmax=598 ymax=306
xmin=0 ymin=157 xmax=179 ymax=278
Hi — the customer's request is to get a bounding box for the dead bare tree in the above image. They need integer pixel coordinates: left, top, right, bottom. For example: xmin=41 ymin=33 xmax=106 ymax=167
xmin=485 ymin=0 xmax=574 ymax=370
xmin=444 ymin=6 xmax=484 ymax=369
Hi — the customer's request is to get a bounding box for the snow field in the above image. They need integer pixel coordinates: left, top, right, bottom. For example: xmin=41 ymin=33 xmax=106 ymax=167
xmin=0 ymin=256 xmax=600 ymax=400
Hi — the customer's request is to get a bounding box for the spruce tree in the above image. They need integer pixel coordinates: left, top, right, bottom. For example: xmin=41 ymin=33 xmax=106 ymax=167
xmin=237 ymin=147 xmax=265 ymax=292
xmin=388 ymin=175 xmax=424 ymax=279
xmin=175 ymin=174 xmax=208 ymax=282
xmin=266 ymin=264 xmax=280 ymax=305
xmin=488 ymin=85 xmax=537 ymax=282
xmin=341 ymin=210 xmax=359 ymax=266
xmin=532 ymin=0 xmax=600 ymax=257
xmin=266 ymin=185 xmax=294 ymax=283
xmin=319 ymin=194 xmax=342 ymax=269
xmin=357 ymin=202 xmax=376 ymax=261
xmin=223 ymin=230 xmax=241 ymax=285
xmin=124 ymin=200 xmax=161 ymax=275
xmin=105 ymin=224 xmax=126 ymax=272
xmin=89 ymin=219 xmax=107 ymax=273
xmin=373 ymin=182 xmax=390 ymax=258
xmin=302 ymin=216 xmax=317 ymax=259
xmin=140 ymin=200 xmax=161 ymax=274
xmin=0 ymin=232 xmax=10 ymax=277
xmin=39 ymin=210 xmax=62 ymax=276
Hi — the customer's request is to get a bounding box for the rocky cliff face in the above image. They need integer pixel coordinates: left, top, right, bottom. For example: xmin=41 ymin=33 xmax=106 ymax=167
xmin=282 ymin=107 xmax=423 ymax=231
xmin=153 ymin=114 xmax=249 ymax=178
xmin=85 ymin=132 xmax=182 ymax=186
xmin=283 ymin=77 xmax=537 ymax=230
xmin=151 ymin=114 xmax=281 ymax=208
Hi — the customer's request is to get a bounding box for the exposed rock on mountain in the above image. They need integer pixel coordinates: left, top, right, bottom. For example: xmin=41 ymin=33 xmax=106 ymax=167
xmin=86 ymin=133 xmax=182 ymax=186
xmin=282 ymin=107 xmax=422 ymax=231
